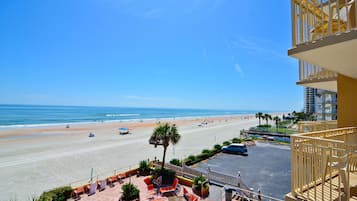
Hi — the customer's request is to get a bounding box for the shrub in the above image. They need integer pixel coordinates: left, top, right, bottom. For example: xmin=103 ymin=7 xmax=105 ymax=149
xmin=188 ymin=155 xmax=196 ymax=161
xmin=257 ymin=124 xmax=272 ymax=128
xmin=170 ymin=158 xmax=182 ymax=167
xmin=138 ymin=160 xmax=150 ymax=176
xmin=223 ymin=141 xmax=231 ymax=146
xmin=37 ymin=186 xmax=72 ymax=201
xmin=213 ymin=144 xmax=222 ymax=151
xmin=196 ymin=153 xmax=209 ymax=161
xmin=151 ymin=167 xmax=176 ymax=185
xmin=232 ymin=138 xmax=242 ymax=143
xmin=201 ymin=149 xmax=211 ymax=155
xmin=121 ymin=183 xmax=140 ymax=201
xmin=160 ymin=168 xmax=176 ymax=185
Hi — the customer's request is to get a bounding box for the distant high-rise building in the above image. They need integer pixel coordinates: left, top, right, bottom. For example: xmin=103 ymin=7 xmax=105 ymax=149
xmin=304 ymin=87 xmax=316 ymax=114
xmin=314 ymin=89 xmax=337 ymax=120
xmin=304 ymin=87 xmax=338 ymax=120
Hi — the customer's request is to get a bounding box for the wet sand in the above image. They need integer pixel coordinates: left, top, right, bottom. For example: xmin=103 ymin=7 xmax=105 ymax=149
xmin=0 ymin=114 xmax=266 ymax=200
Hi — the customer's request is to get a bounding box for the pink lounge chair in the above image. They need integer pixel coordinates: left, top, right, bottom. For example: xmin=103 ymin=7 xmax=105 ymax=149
xmin=159 ymin=178 xmax=179 ymax=195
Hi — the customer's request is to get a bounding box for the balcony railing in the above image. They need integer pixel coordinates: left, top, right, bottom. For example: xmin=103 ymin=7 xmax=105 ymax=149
xmin=298 ymin=60 xmax=338 ymax=83
xmin=291 ymin=0 xmax=357 ymax=46
xmin=297 ymin=120 xmax=337 ymax=132
xmin=290 ymin=127 xmax=357 ymax=200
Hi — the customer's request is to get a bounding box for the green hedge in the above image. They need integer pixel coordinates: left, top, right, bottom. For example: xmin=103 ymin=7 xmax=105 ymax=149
xmin=170 ymin=158 xmax=182 ymax=167
xmin=213 ymin=144 xmax=222 ymax=151
xmin=38 ymin=186 xmax=72 ymax=201
xmin=223 ymin=141 xmax=231 ymax=146
xmin=183 ymin=136 xmax=254 ymax=166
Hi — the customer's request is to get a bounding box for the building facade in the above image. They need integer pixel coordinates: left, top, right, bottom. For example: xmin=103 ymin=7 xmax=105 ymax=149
xmin=314 ymin=89 xmax=338 ymax=121
xmin=286 ymin=0 xmax=357 ymax=200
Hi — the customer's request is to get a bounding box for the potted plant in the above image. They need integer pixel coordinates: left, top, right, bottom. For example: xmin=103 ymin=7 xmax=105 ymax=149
xmin=192 ymin=175 xmax=209 ymax=198
xmin=120 ymin=183 xmax=140 ymax=201
xmin=138 ymin=160 xmax=151 ymax=176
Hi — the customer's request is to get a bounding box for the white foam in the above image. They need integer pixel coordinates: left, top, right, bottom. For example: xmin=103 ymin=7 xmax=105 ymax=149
xmin=105 ymin=113 xmax=140 ymax=117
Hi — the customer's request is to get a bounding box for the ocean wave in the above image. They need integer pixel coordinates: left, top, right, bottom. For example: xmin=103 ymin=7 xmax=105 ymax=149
xmin=105 ymin=113 xmax=140 ymax=117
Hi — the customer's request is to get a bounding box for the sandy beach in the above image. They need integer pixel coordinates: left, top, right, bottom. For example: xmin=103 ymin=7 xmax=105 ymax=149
xmin=0 ymin=114 xmax=270 ymax=200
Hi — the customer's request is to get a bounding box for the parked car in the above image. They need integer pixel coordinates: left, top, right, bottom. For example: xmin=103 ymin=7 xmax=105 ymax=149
xmin=119 ymin=127 xmax=130 ymax=135
xmin=222 ymin=143 xmax=248 ymax=155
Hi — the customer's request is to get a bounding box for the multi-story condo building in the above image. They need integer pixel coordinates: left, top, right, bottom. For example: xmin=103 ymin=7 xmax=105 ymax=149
xmin=315 ymin=89 xmax=338 ymax=120
xmin=304 ymin=87 xmax=316 ymax=114
xmin=286 ymin=0 xmax=357 ymax=200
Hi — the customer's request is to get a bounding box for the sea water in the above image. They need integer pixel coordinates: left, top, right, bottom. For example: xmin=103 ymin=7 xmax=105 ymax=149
xmin=0 ymin=104 xmax=268 ymax=128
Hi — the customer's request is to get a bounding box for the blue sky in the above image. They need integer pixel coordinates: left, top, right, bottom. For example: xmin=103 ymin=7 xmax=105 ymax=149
xmin=0 ymin=0 xmax=302 ymax=111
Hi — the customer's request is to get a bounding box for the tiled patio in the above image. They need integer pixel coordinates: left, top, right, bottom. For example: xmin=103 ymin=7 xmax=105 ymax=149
xmin=69 ymin=175 xmax=213 ymax=201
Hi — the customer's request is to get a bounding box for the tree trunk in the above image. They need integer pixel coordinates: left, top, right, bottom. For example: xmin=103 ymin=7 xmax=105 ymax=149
xmin=259 ymin=118 xmax=261 ymax=125
xmin=162 ymin=146 xmax=167 ymax=169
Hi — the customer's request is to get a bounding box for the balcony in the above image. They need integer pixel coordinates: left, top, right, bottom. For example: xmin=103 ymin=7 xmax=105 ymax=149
xmin=286 ymin=127 xmax=357 ymax=201
xmin=297 ymin=60 xmax=338 ymax=91
xmin=297 ymin=120 xmax=338 ymax=132
xmin=289 ymin=0 xmax=357 ymax=79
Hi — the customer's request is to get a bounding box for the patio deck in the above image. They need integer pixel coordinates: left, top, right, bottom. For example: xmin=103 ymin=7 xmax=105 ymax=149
xmin=69 ymin=175 xmax=216 ymax=201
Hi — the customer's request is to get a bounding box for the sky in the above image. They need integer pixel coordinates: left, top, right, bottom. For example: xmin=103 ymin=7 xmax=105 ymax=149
xmin=0 ymin=0 xmax=302 ymax=111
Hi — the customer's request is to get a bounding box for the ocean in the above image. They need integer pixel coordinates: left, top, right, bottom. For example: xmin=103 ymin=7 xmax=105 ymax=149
xmin=0 ymin=104 xmax=266 ymax=128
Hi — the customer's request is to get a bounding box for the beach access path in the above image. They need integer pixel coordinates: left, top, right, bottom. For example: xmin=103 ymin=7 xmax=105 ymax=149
xmin=0 ymin=115 xmax=263 ymax=200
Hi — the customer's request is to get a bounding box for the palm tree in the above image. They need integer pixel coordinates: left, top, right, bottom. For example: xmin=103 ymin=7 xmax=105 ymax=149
xmin=149 ymin=123 xmax=181 ymax=169
xmin=273 ymin=116 xmax=281 ymax=132
xmin=263 ymin=113 xmax=272 ymax=125
xmin=255 ymin=112 xmax=263 ymax=126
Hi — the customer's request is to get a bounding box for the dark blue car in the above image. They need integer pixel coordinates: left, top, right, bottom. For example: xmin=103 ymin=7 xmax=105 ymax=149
xmin=222 ymin=143 xmax=248 ymax=155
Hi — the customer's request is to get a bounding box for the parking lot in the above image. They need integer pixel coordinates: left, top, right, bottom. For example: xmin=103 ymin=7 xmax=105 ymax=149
xmin=194 ymin=142 xmax=291 ymax=199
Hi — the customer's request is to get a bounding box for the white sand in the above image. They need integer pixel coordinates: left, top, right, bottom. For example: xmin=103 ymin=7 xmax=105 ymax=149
xmin=0 ymin=115 xmax=261 ymax=200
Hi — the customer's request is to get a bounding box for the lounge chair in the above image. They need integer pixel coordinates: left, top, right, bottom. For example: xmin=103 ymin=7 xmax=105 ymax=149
xmin=72 ymin=185 xmax=85 ymax=199
xmin=88 ymin=183 xmax=97 ymax=196
xmin=183 ymin=187 xmax=199 ymax=201
xmin=98 ymin=180 xmax=107 ymax=191
xmin=159 ymin=178 xmax=179 ymax=195
xmin=117 ymin=173 xmax=126 ymax=183
xmin=107 ymin=175 xmax=117 ymax=187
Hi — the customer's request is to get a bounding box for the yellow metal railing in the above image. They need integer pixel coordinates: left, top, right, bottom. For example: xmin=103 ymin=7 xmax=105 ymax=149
xmin=291 ymin=0 xmax=357 ymax=46
xmin=297 ymin=120 xmax=337 ymax=133
xmin=290 ymin=127 xmax=357 ymax=200
xmin=298 ymin=60 xmax=338 ymax=83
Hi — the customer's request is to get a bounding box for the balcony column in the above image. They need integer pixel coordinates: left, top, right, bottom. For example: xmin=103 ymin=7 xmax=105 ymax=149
xmin=337 ymin=74 xmax=357 ymax=128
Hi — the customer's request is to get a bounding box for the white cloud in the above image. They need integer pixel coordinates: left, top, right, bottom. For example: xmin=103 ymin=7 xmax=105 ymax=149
xmin=227 ymin=36 xmax=293 ymax=63
xmin=234 ymin=63 xmax=243 ymax=76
